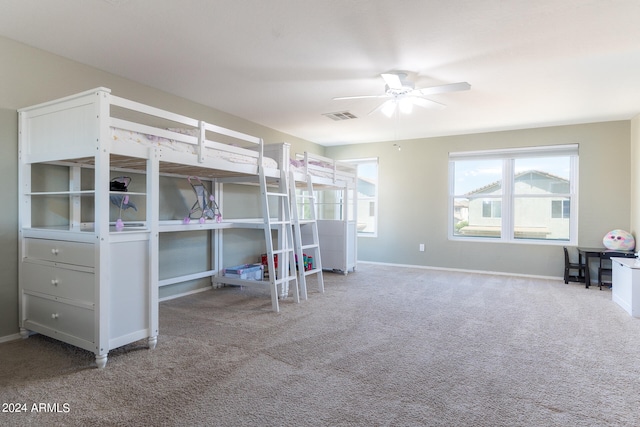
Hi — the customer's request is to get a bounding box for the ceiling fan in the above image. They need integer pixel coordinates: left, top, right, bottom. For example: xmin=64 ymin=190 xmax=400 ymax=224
xmin=333 ymin=72 xmax=470 ymax=117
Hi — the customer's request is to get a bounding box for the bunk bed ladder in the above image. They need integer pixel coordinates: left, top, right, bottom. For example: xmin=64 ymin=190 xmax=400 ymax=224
xmin=290 ymin=171 xmax=325 ymax=300
xmin=259 ymin=168 xmax=299 ymax=312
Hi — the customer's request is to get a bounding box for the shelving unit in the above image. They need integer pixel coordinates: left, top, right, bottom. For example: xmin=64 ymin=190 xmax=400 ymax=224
xmin=18 ymin=89 xmax=158 ymax=368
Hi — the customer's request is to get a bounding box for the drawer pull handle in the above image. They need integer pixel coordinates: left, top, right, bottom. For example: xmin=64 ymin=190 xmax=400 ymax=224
xmin=51 ymin=248 xmax=59 ymax=255
xmin=51 ymin=313 xmax=59 ymax=319
xmin=51 ymin=279 xmax=59 ymax=286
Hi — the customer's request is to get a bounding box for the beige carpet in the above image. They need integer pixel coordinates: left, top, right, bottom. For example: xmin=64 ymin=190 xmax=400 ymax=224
xmin=2 ymin=264 xmax=640 ymax=426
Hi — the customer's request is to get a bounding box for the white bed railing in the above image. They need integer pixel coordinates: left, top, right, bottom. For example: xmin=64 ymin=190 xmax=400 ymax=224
xmin=293 ymin=152 xmax=357 ymax=187
xmin=109 ymin=94 xmax=265 ymax=171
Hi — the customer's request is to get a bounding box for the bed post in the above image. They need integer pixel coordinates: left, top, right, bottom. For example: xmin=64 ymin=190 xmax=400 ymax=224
xmin=197 ymin=121 xmax=206 ymax=163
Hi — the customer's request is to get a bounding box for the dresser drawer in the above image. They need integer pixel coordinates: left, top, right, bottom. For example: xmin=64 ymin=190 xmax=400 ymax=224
xmin=25 ymin=238 xmax=94 ymax=267
xmin=22 ymin=262 xmax=94 ymax=303
xmin=23 ymin=294 xmax=94 ymax=343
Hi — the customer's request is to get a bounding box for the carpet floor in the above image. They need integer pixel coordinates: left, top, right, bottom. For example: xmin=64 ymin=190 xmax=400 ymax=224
xmin=2 ymin=264 xmax=640 ymax=426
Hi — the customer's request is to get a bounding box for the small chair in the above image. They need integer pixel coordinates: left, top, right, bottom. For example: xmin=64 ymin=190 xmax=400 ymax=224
xmin=564 ymin=246 xmax=585 ymax=284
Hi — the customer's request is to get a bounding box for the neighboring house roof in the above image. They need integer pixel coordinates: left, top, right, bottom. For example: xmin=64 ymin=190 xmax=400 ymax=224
xmin=465 ymin=170 xmax=569 ymax=195
xmin=357 ymin=176 xmax=376 ymax=197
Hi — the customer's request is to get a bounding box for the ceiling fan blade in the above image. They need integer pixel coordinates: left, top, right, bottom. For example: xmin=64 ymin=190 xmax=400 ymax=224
xmin=417 ymin=82 xmax=471 ymax=96
xmin=381 ymin=73 xmax=404 ymax=89
xmin=368 ymin=99 xmax=397 ymax=117
xmin=410 ymin=96 xmax=446 ymax=109
xmin=333 ymin=94 xmax=389 ymax=100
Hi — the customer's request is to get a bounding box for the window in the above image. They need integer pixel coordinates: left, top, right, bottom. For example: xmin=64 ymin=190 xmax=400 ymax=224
xmin=346 ymin=158 xmax=378 ymax=236
xmin=551 ymin=200 xmax=570 ymax=219
xmin=449 ymin=145 xmax=578 ymax=244
xmin=482 ymin=200 xmax=501 ymax=218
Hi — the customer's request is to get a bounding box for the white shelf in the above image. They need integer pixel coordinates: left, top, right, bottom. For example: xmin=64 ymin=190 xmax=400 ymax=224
xmin=158 ymin=218 xmax=269 ymax=233
xmin=26 ymin=190 xmax=95 ymax=196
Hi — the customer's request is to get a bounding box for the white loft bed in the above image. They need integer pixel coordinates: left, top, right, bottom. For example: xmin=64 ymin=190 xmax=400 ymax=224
xmin=293 ymin=153 xmax=358 ymax=274
xmin=261 ymin=145 xmax=358 ymax=274
xmin=18 ymin=87 xmax=298 ymax=368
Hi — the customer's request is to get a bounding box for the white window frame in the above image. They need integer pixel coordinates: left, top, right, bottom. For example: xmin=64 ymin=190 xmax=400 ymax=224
xmin=448 ymin=144 xmax=579 ymax=245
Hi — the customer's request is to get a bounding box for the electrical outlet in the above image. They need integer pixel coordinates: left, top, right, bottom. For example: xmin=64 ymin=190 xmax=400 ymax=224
xmin=419 ymin=243 xmax=425 ymax=252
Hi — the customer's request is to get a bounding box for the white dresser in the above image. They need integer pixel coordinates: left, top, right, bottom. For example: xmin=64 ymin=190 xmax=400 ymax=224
xmin=611 ymin=257 xmax=640 ymax=317
xmin=18 ymin=89 xmax=158 ymax=368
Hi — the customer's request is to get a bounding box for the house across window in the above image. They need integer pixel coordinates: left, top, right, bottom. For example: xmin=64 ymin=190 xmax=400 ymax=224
xmin=449 ymin=144 xmax=578 ymax=244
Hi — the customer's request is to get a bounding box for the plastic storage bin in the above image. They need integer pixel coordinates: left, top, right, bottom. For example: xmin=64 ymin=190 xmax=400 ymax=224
xmin=224 ymin=264 xmax=264 ymax=280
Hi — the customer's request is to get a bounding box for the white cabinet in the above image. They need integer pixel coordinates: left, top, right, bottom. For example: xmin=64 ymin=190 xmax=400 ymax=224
xmin=611 ymin=257 xmax=640 ymax=317
xmin=18 ymin=88 xmax=158 ymax=368
xmin=301 ymin=220 xmax=356 ymax=274
xmin=299 ymin=183 xmax=357 ymax=275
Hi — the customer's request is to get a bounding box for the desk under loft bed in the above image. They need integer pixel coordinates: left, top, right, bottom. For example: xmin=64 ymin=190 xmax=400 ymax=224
xmin=18 ymin=87 xmax=301 ymax=367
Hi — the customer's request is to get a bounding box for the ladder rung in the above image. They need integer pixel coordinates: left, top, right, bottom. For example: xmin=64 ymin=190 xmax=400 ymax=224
xmin=275 ymin=275 xmax=298 ymax=284
xmin=271 ymin=248 xmax=295 ymax=255
xmin=266 ymin=192 xmax=288 ymax=197
xmin=269 ymin=220 xmax=291 ymax=226
xmin=302 ymin=244 xmax=318 ymax=250
xmin=303 ymin=268 xmax=322 ymax=276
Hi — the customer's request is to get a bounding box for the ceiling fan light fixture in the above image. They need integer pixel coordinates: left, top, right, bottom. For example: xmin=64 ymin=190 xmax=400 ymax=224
xmin=381 ymin=100 xmax=397 ymax=118
xmin=399 ymin=97 xmax=414 ymax=114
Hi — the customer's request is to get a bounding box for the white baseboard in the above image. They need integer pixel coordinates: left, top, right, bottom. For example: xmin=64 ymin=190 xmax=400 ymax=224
xmin=159 ymin=285 xmax=213 ymax=302
xmin=0 ymin=333 xmax=23 ymax=344
xmin=357 ymin=260 xmax=561 ymax=281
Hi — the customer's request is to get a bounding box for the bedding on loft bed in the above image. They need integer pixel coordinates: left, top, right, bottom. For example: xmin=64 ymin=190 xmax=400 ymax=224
xmin=110 ymin=127 xmax=279 ymax=170
xmin=261 ymin=143 xmax=355 ymax=187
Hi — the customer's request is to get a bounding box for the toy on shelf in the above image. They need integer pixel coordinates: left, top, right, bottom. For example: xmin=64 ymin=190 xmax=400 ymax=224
xmin=183 ymin=176 xmax=222 ymax=224
xmin=109 ymin=176 xmax=137 ymax=231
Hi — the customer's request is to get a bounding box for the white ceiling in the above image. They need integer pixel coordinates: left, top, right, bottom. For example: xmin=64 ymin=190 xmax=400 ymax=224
xmin=2 ymin=0 xmax=640 ymax=146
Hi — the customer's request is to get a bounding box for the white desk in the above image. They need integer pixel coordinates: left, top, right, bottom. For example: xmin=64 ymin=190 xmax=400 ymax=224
xmin=611 ymin=257 xmax=640 ymax=317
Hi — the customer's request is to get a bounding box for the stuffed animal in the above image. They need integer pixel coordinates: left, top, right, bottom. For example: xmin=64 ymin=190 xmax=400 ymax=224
xmin=603 ymin=229 xmax=635 ymax=251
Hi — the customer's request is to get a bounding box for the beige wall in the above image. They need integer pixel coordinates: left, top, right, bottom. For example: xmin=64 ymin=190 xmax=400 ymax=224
xmin=631 ymin=114 xmax=640 ymax=237
xmin=0 ymin=108 xmax=18 ymax=339
xmin=327 ymin=121 xmax=632 ymax=276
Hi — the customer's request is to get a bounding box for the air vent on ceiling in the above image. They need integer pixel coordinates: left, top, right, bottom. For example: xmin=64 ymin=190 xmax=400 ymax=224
xmin=323 ymin=111 xmax=358 ymax=121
